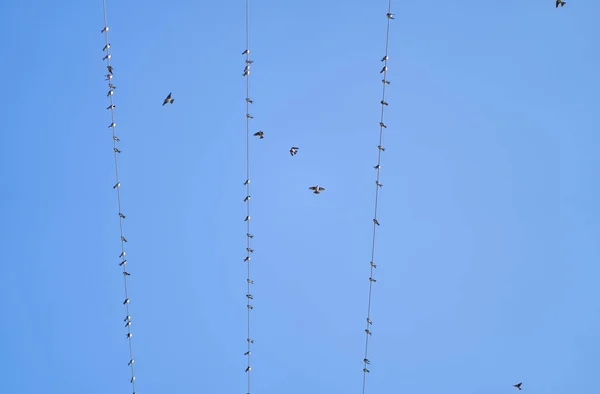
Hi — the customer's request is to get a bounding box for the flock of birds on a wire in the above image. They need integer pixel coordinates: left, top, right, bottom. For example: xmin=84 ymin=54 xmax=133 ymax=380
xmin=99 ymin=2 xmax=568 ymax=393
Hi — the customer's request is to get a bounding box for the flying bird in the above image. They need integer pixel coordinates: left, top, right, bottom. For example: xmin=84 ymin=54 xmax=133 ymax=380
xmin=290 ymin=146 xmax=299 ymax=156
xmin=253 ymin=130 xmax=264 ymax=139
xmin=514 ymin=382 xmax=522 ymax=391
xmin=556 ymin=0 xmax=566 ymax=7
xmin=309 ymin=186 xmax=326 ymax=194
xmin=162 ymin=93 xmax=174 ymax=106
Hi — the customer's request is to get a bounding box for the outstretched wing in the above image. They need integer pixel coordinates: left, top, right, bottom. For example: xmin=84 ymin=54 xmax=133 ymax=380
xmin=308 ymin=186 xmax=317 ymax=191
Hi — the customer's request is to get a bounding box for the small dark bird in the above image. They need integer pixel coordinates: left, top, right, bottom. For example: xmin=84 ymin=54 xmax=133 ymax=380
xmin=556 ymin=0 xmax=566 ymax=7
xmin=381 ymin=55 xmax=388 ymax=62
xmin=514 ymin=382 xmax=522 ymax=391
xmin=163 ymin=93 xmax=174 ymax=106
xmin=381 ymin=100 xmax=388 ymax=106
xmin=114 ymin=148 xmax=121 ymax=153
xmin=253 ymin=130 xmax=264 ymax=139
xmin=380 ymin=122 xmax=387 ymax=128
xmin=246 ymin=97 xmax=253 ymax=104
xmin=290 ymin=146 xmax=299 ymax=156
xmin=242 ymin=49 xmax=250 ymax=55
xmin=373 ymin=218 xmax=380 ymax=226
xmin=382 ymin=79 xmax=390 ymax=85
xmin=309 ymin=185 xmax=326 ymax=194
xmin=107 ymin=65 xmax=113 ymax=74
xmin=101 ymin=26 xmax=109 ymax=33
xmin=107 ymin=104 xmax=115 ymax=110
xmin=380 ymin=66 xmax=387 ymax=74
xmin=387 ymin=12 xmax=395 ymax=19
xmin=103 ymin=43 xmax=110 ymax=51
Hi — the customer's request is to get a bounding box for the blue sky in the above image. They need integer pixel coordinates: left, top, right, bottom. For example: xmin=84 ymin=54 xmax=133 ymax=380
xmin=0 ymin=1 xmax=598 ymax=393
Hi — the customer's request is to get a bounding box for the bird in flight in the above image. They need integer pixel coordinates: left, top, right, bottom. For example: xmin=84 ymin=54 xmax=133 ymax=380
xmin=513 ymin=382 xmax=522 ymax=391
xmin=309 ymin=186 xmax=325 ymax=194
xmin=253 ymin=130 xmax=264 ymax=139
xmin=290 ymin=147 xmax=299 ymax=156
xmin=162 ymin=93 xmax=174 ymax=106
xmin=556 ymin=0 xmax=566 ymax=7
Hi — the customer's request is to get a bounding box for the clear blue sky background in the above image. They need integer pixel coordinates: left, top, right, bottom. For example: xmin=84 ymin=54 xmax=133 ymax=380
xmin=0 ymin=1 xmax=598 ymax=393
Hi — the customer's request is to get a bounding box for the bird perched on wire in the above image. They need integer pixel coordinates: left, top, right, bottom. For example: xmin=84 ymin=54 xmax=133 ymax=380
xmin=556 ymin=0 xmax=566 ymax=7
xmin=309 ymin=186 xmax=326 ymax=194
xmin=253 ymin=131 xmax=264 ymax=139
xmin=162 ymin=92 xmax=174 ymax=106
xmin=289 ymin=146 xmax=299 ymax=156
xmin=513 ymin=382 xmax=522 ymax=391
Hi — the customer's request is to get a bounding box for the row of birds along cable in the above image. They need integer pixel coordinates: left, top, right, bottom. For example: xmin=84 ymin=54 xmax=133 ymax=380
xmin=99 ymin=1 xmax=566 ymax=393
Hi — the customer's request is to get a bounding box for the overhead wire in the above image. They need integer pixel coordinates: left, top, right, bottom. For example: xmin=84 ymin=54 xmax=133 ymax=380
xmin=362 ymin=2 xmax=394 ymax=394
xmin=101 ymin=1 xmax=137 ymax=393
xmin=243 ymin=1 xmax=254 ymax=393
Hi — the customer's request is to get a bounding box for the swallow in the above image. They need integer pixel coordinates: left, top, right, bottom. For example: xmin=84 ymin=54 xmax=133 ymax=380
xmin=373 ymin=218 xmax=380 ymax=226
xmin=382 ymin=79 xmax=390 ymax=84
xmin=290 ymin=146 xmax=299 ymax=156
xmin=130 ymin=376 xmax=135 ymax=383
xmin=244 ymin=351 xmax=251 ymax=355
xmin=123 ymin=271 xmax=130 ymax=276
xmin=309 ymin=186 xmax=326 ymax=194
xmin=253 ymin=130 xmax=264 ymax=139
xmin=244 ymin=179 xmax=250 ymax=185
xmin=107 ymin=90 xmax=114 ymax=97
xmin=380 ymin=66 xmax=387 ymax=73
xmin=113 ymin=182 xmax=121 ymax=189
xmin=125 ymin=320 xmax=131 ymax=327
xmin=127 ymin=333 xmax=132 ymax=338
xmin=244 ymin=256 xmax=250 ymax=262
xmin=245 ymin=366 xmax=251 ymax=372
xmin=101 ymin=26 xmax=109 ymax=33
xmin=246 ymin=293 xmax=253 ymax=299
xmin=109 ymin=122 xmax=115 ymax=128
xmin=247 ymin=247 xmax=254 ymax=253
xmin=103 ymin=54 xmax=111 ymax=61
xmin=556 ymin=0 xmax=566 ymax=7
xmin=123 ymin=298 xmax=129 ymax=305
xmin=162 ymin=92 xmax=174 ymax=106
xmin=363 ymin=368 xmax=370 ymax=373
xmin=387 ymin=13 xmax=395 ymax=19
xmin=380 ymin=122 xmax=387 ymax=128
xmin=242 ymin=49 xmax=250 ymax=55
xmin=514 ymin=383 xmax=522 ymax=390
xmin=246 ymin=97 xmax=253 ymax=104
xmin=119 ymin=212 xmax=126 ymax=219
xmin=243 ymin=70 xmax=250 ymax=77
xmin=114 ymin=148 xmax=121 ymax=153
xmin=124 ymin=315 xmax=131 ymax=322
xmin=247 ymin=233 xmax=254 ymax=239
xmin=245 ymin=216 xmax=250 ymax=221
xmin=381 ymin=100 xmax=388 ymax=106
xmin=246 ymin=114 xmax=254 ymax=119
xmin=113 ymin=135 xmax=120 ymax=142
xmin=119 ymin=260 xmax=126 ymax=266
xmin=367 ymin=318 xmax=373 ymax=325
xmin=247 ymin=279 xmax=254 ymax=284
xmin=364 ymin=358 xmax=370 ymax=364
xmin=128 ymin=359 xmax=134 ymax=366
xmin=103 ymin=43 xmax=110 ymax=51
xmin=376 ymin=181 xmax=383 ymax=187
xmin=371 ymin=261 xmax=377 ymax=268
xmin=365 ymin=329 xmax=372 ymax=335
xmin=105 ymin=74 xmax=113 ymax=80
xmin=374 ymin=165 xmax=381 ymax=169
xmin=378 ymin=145 xmax=385 ymax=151
xmin=121 ymin=236 xmax=127 ymax=242
xmin=247 ymin=304 xmax=253 ymax=309
xmin=107 ymin=104 xmax=115 ymax=110
xmin=381 ymin=55 xmax=388 ymax=62
xmin=244 ymin=195 xmax=250 ymax=202
xmin=108 ymin=83 xmax=116 ymax=90
xmin=370 ymin=277 xmax=377 ymax=282
xmin=107 ymin=65 xmax=113 ymax=74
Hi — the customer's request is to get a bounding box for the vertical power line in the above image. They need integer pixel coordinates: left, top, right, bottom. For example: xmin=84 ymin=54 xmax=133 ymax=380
xmin=101 ymin=1 xmax=137 ymax=392
xmin=362 ymin=2 xmax=394 ymax=394
xmin=243 ymin=1 xmax=254 ymax=394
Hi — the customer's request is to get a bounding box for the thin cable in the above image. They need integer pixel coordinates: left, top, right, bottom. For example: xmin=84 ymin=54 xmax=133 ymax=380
xmin=243 ymin=1 xmax=253 ymax=394
xmin=362 ymin=2 xmax=394 ymax=394
xmin=101 ymin=2 xmax=137 ymax=393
